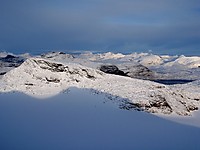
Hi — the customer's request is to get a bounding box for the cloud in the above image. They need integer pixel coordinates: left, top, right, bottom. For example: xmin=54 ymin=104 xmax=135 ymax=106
xmin=0 ymin=0 xmax=200 ymax=55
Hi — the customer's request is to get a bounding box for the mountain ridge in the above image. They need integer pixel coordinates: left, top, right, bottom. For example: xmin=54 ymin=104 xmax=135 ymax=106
xmin=0 ymin=56 xmax=199 ymax=116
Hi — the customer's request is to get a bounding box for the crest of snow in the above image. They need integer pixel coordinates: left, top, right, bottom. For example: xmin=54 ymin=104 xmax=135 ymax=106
xmin=136 ymin=54 xmax=163 ymax=66
xmin=164 ymin=55 xmax=200 ymax=68
xmin=80 ymin=52 xmax=125 ymax=61
xmin=128 ymin=52 xmax=149 ymax=58
xmin=18 ymin=53 xmax=32 ymax=58
xmin=100 ymin=52 xmax=125 ymax=59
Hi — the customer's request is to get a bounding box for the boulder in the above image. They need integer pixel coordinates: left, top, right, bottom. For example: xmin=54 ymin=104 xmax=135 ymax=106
xmin=99 ymin=65 xmax=126 ymax=76
xmin=119 ymin=64 xmax=156 ymax=80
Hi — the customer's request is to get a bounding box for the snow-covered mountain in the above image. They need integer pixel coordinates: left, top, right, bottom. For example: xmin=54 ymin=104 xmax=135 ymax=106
xmin=0 ymin=55 xmax=200 ymax=116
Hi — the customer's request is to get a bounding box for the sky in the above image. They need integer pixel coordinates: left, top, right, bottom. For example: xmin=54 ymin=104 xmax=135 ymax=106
xmin=0 ymin=0 xmax=200 ymax=55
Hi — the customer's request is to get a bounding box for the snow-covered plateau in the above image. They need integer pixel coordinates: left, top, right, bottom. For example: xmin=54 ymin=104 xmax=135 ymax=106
xmin=0 ymin=51 xmax=200 ymax=116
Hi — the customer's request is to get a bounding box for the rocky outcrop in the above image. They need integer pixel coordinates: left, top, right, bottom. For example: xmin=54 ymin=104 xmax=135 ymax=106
xmin=119 ymin=64 xmax=156 ymax=80
xmin=99 ymin=65 xmax=126 ymax=76
xmin=33 ymin=59 xmax=66 ymax=72
xmin=0 ymin=72 xmax=6 ymax=75
xmin=98 ymin=63 xmax=156 ymax=80
xmin=31 ymin=59 xmax=104 ymax=80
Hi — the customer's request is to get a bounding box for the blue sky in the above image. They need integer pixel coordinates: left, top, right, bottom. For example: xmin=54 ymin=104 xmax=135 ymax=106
xmin=0 ymin=0 xmax=200 ymax=55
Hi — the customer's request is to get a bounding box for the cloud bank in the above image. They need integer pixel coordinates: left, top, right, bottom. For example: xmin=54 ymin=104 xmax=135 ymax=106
xmin=0 ymin=0 xmax=200 ymax=55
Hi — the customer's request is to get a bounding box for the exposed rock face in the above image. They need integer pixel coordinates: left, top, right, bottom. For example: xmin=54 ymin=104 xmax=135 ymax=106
xmin=0 ymin=72 xmax=6 ymax=75
xmin=99 ymin=65 xmax=126 ymax=76
xmin=119 ymin=64 xmax=156 ymax=80
xmin=120 ymin=97 xmax=173 ymax=114
xmin=97 ymin=63 xmax=156 ymax=80
xmin=33 ymin=59 xmax=66 ymax=72
xmin=36 ymin=59 xmax=102 ymax=79
xmin=147 ymin=94 xmax=173 ymax=114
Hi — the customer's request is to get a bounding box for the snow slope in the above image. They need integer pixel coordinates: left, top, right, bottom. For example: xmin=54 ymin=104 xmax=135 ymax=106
xmin=0 ymin=57 xmax=200 ymax=116
xmin=1 ymin=90 xmax=200 ymax=150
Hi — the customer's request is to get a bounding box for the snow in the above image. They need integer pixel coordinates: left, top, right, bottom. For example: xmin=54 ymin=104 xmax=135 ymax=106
xmin=159 ymin=110 xmax=200 ymax=128
xmin=0 ymin=89 xmax=200 ymax=150
xmin=164 ymin=55 xmax=200 ymax=68
xmin=136 ymin=54 xmax=163 ymax=66
xmin=0 ymin=51 xmax=200 ymax=149
xmin=0 ymin=56 xmax=199 ymax=116
xmin=79 ymin=52 xmax=125 ymax=61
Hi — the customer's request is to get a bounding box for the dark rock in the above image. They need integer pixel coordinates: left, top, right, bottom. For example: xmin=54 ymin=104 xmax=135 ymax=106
xmin=4 ymin=55 xmax=17 ymax=59
xmin=45 ymin=77 xmax=60 ymax=83
xmin=58 ymin=52 xmax=66 ymax=54
xmin=119 ymin=102 xmax=144 ymax=111
xmin=194 ymin=98 xmax=200 ymax=101
xmin=120 ymin=95 xmax=173 ymax=114
xmin=82 ymin=69 xmax=95 ymax=79
xmin=148 ymin=95 xmax=173 ymax=114
xmin=0 ymin=55 xmax=24 ymax=64
xmin=150 ymin=97 xmax=170 ymax=108
xmin=34 ymin=60 xmax=66 ymax=72
xmin=186 ymin=105 xmax=198 ymax=111
xmin=121 ymin=64 xmax=155 ymax=80
xmin=25 ymin=83 xmax=34 ymax=86
xmin=0 ymin=55 xmax=25 ymax=75
xmin=99 ymin=65 xmax=126 ymax=76
xmin=0 ymin=72 xmax=6 ymax=75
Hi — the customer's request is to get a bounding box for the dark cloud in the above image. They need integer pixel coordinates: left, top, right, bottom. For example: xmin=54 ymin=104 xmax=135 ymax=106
xmin=0 ymin=0 xmax=200 ymax=55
